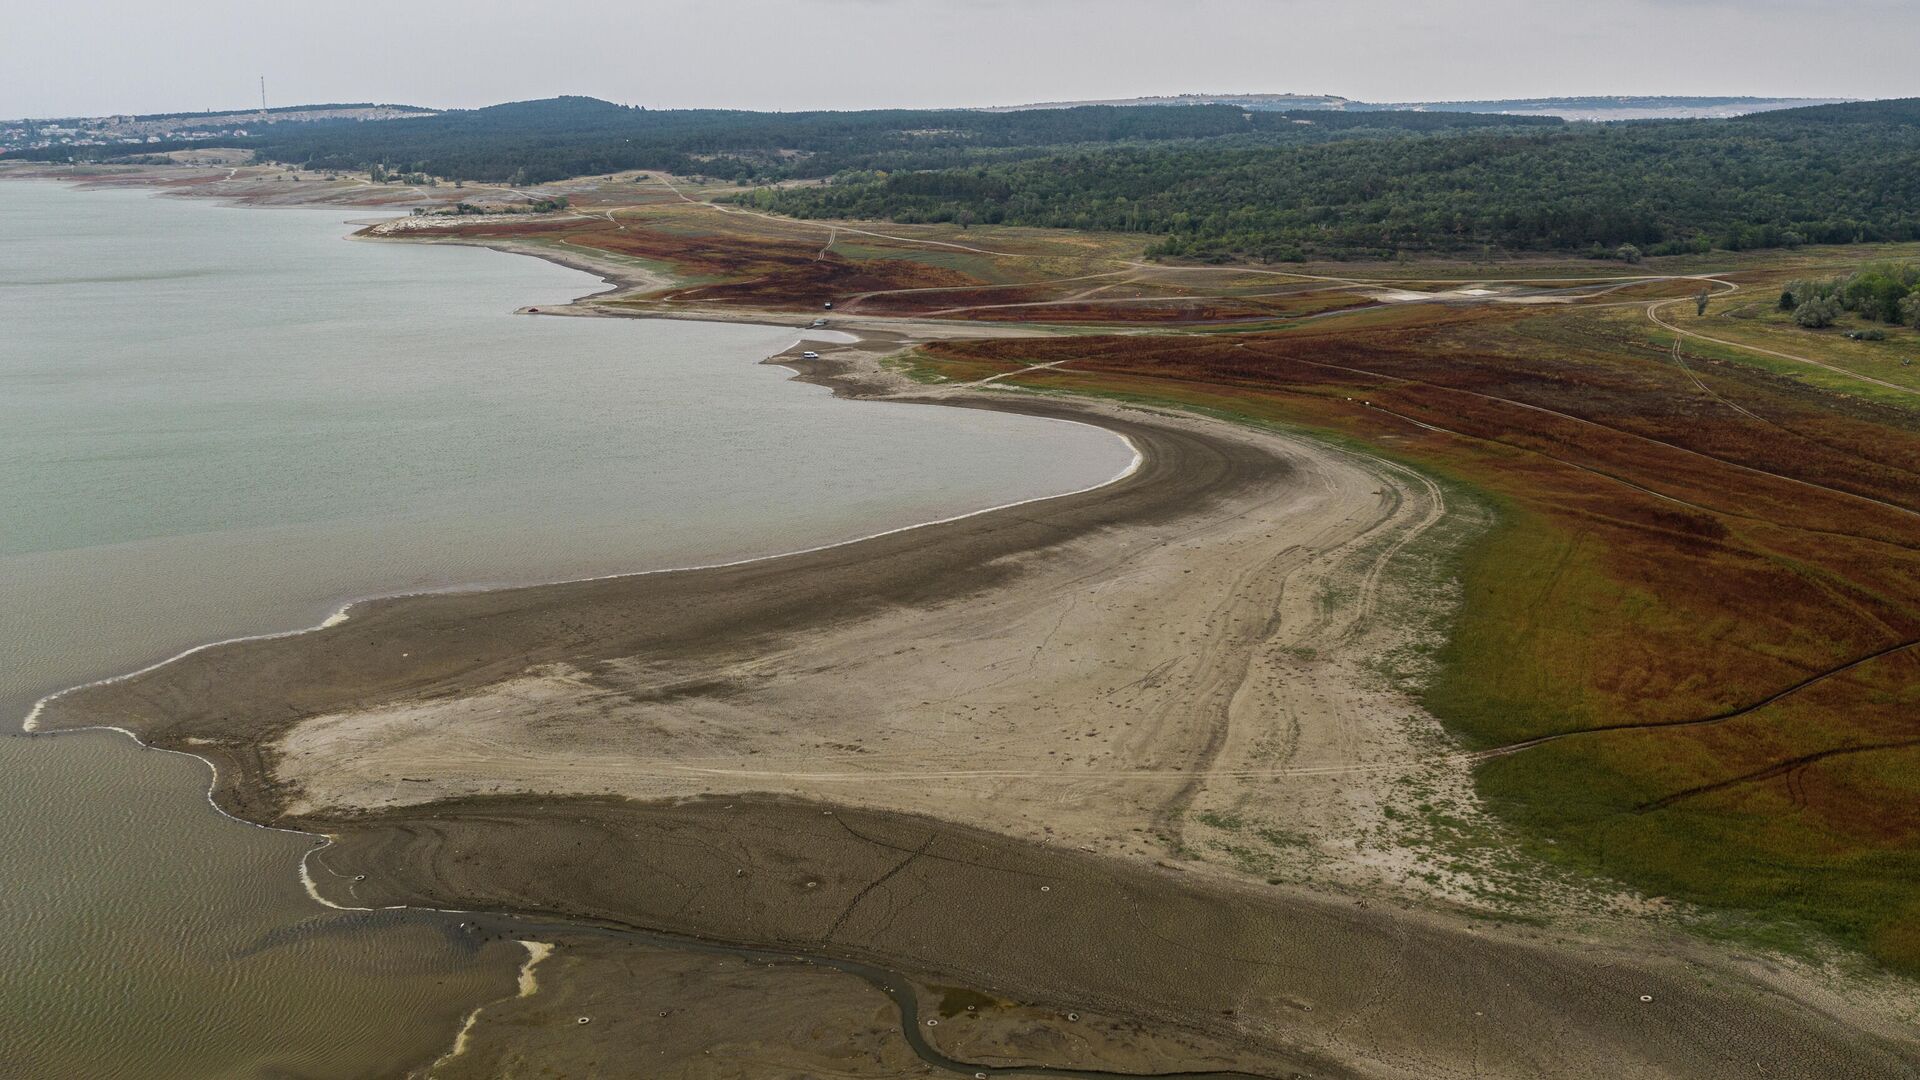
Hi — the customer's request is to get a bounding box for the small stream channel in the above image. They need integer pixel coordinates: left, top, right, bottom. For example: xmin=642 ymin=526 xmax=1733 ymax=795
xmin=456 ymin=912 xmax=1283 ymax=1079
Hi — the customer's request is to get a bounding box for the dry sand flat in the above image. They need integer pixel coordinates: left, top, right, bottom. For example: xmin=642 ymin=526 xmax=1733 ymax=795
xmin=266 ymin=395 xmax=1407 ymax=848
xmin=37 ymin=363 xmax=1919 ymax=1077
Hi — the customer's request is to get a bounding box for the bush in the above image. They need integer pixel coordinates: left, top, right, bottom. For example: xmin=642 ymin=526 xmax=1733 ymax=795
xmin=1787 ymin=277 xmax=1842 ymax=304
xmin=1830 ymin=262 xmax=1919 ymax=321
xmin=1647 ymin=238 xmax=1713 ymax=257
xmin=1794 ymin=298 xmax=1842 ymax=328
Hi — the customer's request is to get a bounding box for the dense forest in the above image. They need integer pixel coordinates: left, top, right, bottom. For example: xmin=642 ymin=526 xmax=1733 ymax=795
xmin=228 ymin=97 xmax=1558 ymax=183
xmin=748 ymin=99 xmax=1920 ymax=260
xmin=7 ymin=96 xmax=1556 ymax=184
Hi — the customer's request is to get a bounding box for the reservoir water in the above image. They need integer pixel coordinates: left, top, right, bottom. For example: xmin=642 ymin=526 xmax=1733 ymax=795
xmin=0 ymin=180 xmax=1134 ymax=1078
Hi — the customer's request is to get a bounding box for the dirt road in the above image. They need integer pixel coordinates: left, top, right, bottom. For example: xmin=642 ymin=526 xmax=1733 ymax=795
xmin=1646 ymin=286 xmax=1920 ymax=398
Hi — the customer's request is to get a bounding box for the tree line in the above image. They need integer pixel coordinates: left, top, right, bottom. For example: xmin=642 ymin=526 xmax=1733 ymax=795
xmin=20 ymin=94 xmax=1920 ymax=262
xmin=6 ymin=95 xmax=1556 ymax=187
xmin=746 ymin=100 xmax=1920 ymax=260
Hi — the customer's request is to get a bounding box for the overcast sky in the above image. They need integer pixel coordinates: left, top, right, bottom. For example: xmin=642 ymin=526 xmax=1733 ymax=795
xmin=4 ymin=0 xmax=1912 ymax=118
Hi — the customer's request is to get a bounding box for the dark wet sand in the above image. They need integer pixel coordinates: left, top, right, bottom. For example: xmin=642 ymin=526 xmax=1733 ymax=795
xmin=331 ymin=795 xmax=1912 ymax=1079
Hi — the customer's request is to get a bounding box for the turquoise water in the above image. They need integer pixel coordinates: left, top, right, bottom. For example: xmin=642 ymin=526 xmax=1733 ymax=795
xmin=0 ymin=180 xmax=1132 ymax=1078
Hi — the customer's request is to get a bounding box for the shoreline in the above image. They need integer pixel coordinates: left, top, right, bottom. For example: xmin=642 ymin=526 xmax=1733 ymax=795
xmin=14 ymin=165 xmax=1144 ymax=746
xmin=14 ymin=169 xmax=1919 ymax=1078
xmin=1 ymin=170 xmax=1160 ymax=1077
xmin=21 ymin=409 xmax=1142 ymax=738
xmin=3 ymin=174 xmax=1203 ymax=1073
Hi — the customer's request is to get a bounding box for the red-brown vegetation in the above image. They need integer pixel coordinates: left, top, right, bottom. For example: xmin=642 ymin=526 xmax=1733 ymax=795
xmin=927 ymin=305 xmax=1920 ymax=968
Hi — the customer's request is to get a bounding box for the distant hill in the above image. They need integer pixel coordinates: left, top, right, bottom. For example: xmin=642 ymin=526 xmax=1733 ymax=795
xmin=990 ymin=93 xmax=1850 ymax=121
xmin=0 ymin=104 xmax=435 ymax=155
xmin=983 ymin=93 xmax=1353 ymax=113
xmin=1366 ymin=95 xmax=1851 ymax=120
xmin=3 ymin=103 xmax=435 ymax=127
xmin=1738 ymin=97 xmax=1920 ymax=124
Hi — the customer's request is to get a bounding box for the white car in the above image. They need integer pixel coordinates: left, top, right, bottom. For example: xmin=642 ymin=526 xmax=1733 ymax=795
xmin=801 ymin=350 xmax=821 ymax=359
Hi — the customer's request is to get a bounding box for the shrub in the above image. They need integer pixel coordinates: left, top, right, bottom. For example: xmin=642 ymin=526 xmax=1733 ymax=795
xmin=1794 ymin=298 xmax=1841 ymax=328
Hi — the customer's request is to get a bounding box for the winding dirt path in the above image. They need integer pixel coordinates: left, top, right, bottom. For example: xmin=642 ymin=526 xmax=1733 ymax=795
xmin=1647 ymin=287 xmax=1920 ymax=398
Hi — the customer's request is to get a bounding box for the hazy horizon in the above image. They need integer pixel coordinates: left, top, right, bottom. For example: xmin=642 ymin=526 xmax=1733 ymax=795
xmin=4 ymin=0 xmax=1910 ymax=120
xmin=0 ymin=85 xmax=1879 ymax=125
xmin=2 ymin=90 xmax=1870 ymax=123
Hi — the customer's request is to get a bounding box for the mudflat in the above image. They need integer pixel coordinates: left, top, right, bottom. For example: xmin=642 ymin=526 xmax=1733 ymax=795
xmin=327 ymin=795 xmax=1912 ymax=1079
xmin=37 ymin=351 xmax=1917 ymax=1076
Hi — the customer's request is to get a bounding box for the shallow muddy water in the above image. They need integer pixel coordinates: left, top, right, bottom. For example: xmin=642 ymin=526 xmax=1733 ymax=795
xmin=0 ymin=179 xmax=1132 ymax=1078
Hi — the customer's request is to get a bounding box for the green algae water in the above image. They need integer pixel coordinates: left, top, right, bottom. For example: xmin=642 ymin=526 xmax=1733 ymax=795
xmin=0 ymin=179 xmax=1133 ymax=1079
